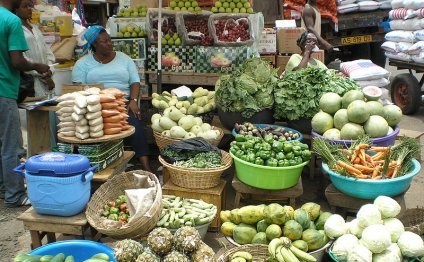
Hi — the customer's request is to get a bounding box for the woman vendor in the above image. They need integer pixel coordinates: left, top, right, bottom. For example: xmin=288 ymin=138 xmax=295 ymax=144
xmin=284 ymin=31 xmax=327 ymax=73
xmin=72 ymin=26 xmax=151 ymax=172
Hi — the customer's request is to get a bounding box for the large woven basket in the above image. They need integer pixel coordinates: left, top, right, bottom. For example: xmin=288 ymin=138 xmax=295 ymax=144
xmin=159 ymin=150 xmax=232 ymax=189
xmin=399 ymin=207 xmax=424 ymax=235
xmin=218 ymin=244 xmax=268 ymax=262
xmin=153 ymin=126 xmax=224 ymax=150
xmin=86 ymin=171 xmax=162 ymax=239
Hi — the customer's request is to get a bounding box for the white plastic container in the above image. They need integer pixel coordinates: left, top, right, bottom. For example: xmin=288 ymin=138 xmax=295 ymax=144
xmin=53 ymin=67 xmax=73 ymax=95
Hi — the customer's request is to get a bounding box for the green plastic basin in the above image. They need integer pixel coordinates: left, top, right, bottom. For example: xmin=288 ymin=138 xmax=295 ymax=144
xmin=230 ymin=151 xmax=309 ymax=190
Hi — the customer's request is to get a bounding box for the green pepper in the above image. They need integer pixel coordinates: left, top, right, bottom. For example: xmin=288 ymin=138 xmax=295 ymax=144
xmin=300 ymin=143 xmax=309 ymax=150
xmin=294 ymin=156 xmax=303 ymax=165
xmin=235 ymin=134 xmax=247 ymax=142
xmin=285 ymin=152 xmax=294 ymax=160
xmin=276 ymin=152 xmax=285 ymax=160
xmin=272 ymin=141 xmax=284 ymax=151
xmin=264 ymin=134 xmax=274 ymax=144
xmin=283 ymin=143 xmax=293 ymax=153
xmin=240 ymin=154 xmax=249 ymax=162
xmin=289 ymin=159 xmax=297 ymax=166
xmin=254 ymin=143 xmax=263 ymax=151
xmin=262 ymin=142 xmax=272 ymax=151
xmin=283 ymin=159 xmax=290 ymax=167
xmin=293 ymin=146 xmax=303 ymax=156
xmin=247 ymin=152 xmax=256 ymax=163
xmin=108 ymin=213 xmax=118 ymax=221
xmin=256 ymin=150 xmax=271 ymax=160
xmin=266 ymin=158 xmax=278 ymax=167
xmin=278 ymin=136 xmax=287 ymax=143
xmin=234 ymin=150 xmax=245 ymax=159
xmin=255 ymin=157 xmax=264 ymax=166
xmin=278 ymin=160 xmax=286 ymax=167
xmin=302 ymin=150 xmax=312 ymax=161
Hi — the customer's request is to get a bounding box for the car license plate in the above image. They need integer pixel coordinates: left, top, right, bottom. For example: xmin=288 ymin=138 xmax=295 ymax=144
xmin=341 ymin=35 xmax=372 ymax=45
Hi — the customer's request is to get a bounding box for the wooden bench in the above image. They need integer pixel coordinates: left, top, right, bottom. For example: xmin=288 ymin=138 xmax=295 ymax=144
xmin=232 ymin=176 xmax=303 ymax=208
xmin=17 ymin=207 xmax=91 ymax=249
xmin=325 ymin=184 xmax=407 ymax=218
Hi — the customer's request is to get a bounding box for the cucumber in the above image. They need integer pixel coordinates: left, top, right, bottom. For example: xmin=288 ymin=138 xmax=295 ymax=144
xmin=91 ymin=253 xmax=110 ymax=261
xmin=64 ymin=256 xmax=75 ymax=262
xmin=83 ymin=259 xmax=109 ymax=262
xmin=50 ymin=253 xmax=65 ymax=262
xmin=19 ymin=254 xmax=41 ymax=262
xmin=14 ymin=254 xmax=34 ymax=262
xmin=40 ymin=255 xmax=54 ymax=262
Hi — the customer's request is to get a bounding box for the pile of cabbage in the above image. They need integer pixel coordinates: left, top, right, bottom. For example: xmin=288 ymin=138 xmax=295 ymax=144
xmin=324 ymin=196 xmax=424 ymax=262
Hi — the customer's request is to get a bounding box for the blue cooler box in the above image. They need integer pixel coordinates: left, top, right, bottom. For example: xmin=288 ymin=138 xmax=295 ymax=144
xmin=14 ymin=152 xmax=97 ymax=216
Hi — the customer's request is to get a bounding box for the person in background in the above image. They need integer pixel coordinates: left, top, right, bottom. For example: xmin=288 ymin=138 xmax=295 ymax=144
xmin=284 ymin=31 xmax=327 ymax=73
xmin=72 ymin=26 xmax=152 ymax=172
xmin=16 ymin=0 xmax=55 ymax=97
xmin=0 ymin=0 xmax=50 ymax=207
xmin=301 ymin=0 xmax=333 ymax=51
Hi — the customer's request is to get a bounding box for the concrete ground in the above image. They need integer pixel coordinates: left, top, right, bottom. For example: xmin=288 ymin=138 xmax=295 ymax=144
xmin=2 ymin=63 xmax=424 ymax=260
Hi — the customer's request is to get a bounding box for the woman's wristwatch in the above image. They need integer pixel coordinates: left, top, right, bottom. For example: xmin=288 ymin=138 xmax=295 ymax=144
xmin=130 ymin=98 xmax=138 ymax=102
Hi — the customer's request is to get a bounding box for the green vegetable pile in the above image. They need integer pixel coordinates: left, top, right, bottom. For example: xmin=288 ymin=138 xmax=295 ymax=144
xmin=162 ymin=148 xmax=223 ymax=168
xmin=215 ymin=58 xmax=278 ymax=118
xmin=230 ymin=134 xmax=311 ymax=167
xmin=274 ymin=68 xmax=360 ymax=121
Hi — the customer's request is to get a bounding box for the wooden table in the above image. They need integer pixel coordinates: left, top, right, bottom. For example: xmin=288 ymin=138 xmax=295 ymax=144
xmin=146 ymin=71 xmax=221 ymax=93
xmin=17 ymin=207 xmax=89 ymax=249
xmin=232 ymin=176 xmax=303 ymax=208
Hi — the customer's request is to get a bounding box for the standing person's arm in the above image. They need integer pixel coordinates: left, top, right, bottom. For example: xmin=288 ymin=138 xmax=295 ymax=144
xmin=127 ymin=56 xmax=142 ymax=120
xmin=302 ymin=7 xmax=333 ymax=51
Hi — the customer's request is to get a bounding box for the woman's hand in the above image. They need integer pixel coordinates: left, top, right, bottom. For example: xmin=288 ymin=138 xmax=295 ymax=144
xmin=128 ymin=100 xmax=141 ymax=120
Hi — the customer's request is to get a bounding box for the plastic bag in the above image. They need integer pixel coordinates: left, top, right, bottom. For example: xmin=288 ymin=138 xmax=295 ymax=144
xmin=389 ymin=8 xmax=408 ymax=20
xmin=161 ymin=137 xmax=220 ymax=163
xmin=358 ymin=1 xmax=380 ymax=11
xmin=147 ymin=8 xmax=178 ymax=44
xmin=391 ymin=0 xmax=404 ymax=9
xmin=337 ymin=0 xmax=357 ymax=5
xmin=176 ymin=11 xmax=213 ymax=46
xmin=415 ymin=30 xmax=424 ymax=41
xmin=407 ymin=41 xmax=424 ymax=54
xmin=337 ymin=4 xmax=359 ymax=14
xmin=356 ymin=78 xmax=390 ymax=88
xmin=411 ymin=52 xmax=424 ymax=64
xmin=340 ymin=59 xmax=390 ymax=81
xmin=208 ymin=14 xmax=254 ymax=47
xmin=385 ymin=30 xmax=415 ymax=43
xmin=385 ymin=51 xmax=412 ymax=62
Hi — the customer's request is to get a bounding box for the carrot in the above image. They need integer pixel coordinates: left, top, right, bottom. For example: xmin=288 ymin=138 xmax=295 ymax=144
xmin=369 ymin=147 xmax=389 ymax=152
xmin=353 ymin=164 xmax=374 ymax=173
xmin=359 ymin=148 xmax=368 ymax=166
xmin=371 ymin=152 xmax=385 ymax=161
xmin=365 ymin=154 xmax=375 ymax=167
xmin=372 ymin=166 xmax=380 ymax=178
xmin=356 ymin=174 xmax=369 ymax=179
xmin=350 ymin=150 xmax=359 ymax=162
xmin=356 ymin=144 xmax=369 ymax=150
xmin=337 ymin=160 xmax=362 ymax=176
xmin=353 ymin=157 xmax=361 ymax=164
xmin=386 ymin=169 xmax=395 ymax=178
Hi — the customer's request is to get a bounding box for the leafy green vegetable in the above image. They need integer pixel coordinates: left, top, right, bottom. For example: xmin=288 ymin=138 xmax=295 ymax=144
xmin=274 ymin=68 xmax=360 ymax=121
xmin=215 ymin=58 xmax=278 ymax=118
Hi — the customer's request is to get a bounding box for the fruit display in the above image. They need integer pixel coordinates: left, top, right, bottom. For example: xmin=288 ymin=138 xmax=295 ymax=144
xmin=211 ymin=0 xmax=254 ymax=14
xmin=113 ymin=228 xmax=216 ymax=262
xmin=14 ymin=252 xmax=112 ymax=262
xmin=116 ymin=25 xmax=145 ymax=38
xmin=161 ymin=32 xmax=182 ymax=46
xmin=212 ymin=16 xmax=251 ymax=43
xmin=220 ymin=202 xmax=331 ymax=252
xmin=311 ymin=90 xmax=403 ymax=140
xmin=168 ymin=0 xmax=202 ymax=12
xmin=230 ymin=135 xmax=311 ymax=167
xmin=233 ymin=122 xmax=301 ymax=141
xmin=148 ymin=11 xmax=179 ymax=43
xmin=157 ymin=195 xmax=217 ymax=228
xmin=268 ymin=237 xmax=319 ymax=262
xmin=178 ymin=13 xmax=213 ymax=46
xmin=101 ymin=195 xmax=130 ymax=223
xmin=326 ymin=196 xmax=424 ymax=261
xmin=152 ymin=88 xmax=216 ymax=114
xmin=116 ymin=6 xmax=148 ymax=17
xmin=229 ymin=251 xmax=254 ymax=261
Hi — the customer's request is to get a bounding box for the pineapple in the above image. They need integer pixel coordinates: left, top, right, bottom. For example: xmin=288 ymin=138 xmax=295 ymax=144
xmin=147 ymin=227 xmax=174 ymax=255
xmin=163 ymin=250 xmax=190 ymax=262
xmin=174 ymin=226 xmax=201 ymax=253
xmin=191 ymin=243 xmax=217 ymax=262
xmin=114 ymin=239 xmax=144 ymax=262
xmin=136 ymin=249 xmax=161 ymax=262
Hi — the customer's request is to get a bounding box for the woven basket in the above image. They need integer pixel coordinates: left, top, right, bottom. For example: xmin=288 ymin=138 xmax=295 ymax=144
xmin=218 ymin=244 xmax=268 ymax=262
xmin=86 ymin=171 xmax=162 ymax=239
xmin=153 ymin=126 xmax=224 ymax=150
xmin=399 ymin=207 xmax=424 ymax=235
xmin=159 ymin=150 xmax=232 ymax=189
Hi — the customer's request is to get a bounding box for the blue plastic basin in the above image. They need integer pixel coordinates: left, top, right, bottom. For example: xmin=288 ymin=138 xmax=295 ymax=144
xmin=29 ymin=240 xmax=116 ymax=261
xmin=322 ymin=159 xmax=420 ymax=199
xmin=232 ymin=124 xmax=303 ymax=142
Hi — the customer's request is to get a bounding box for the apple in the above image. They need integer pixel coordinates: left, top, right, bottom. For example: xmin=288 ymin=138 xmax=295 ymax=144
xmin=119 ymin=26 xmax=127 ymax=33
xmin=240 ymin=7 xmax=246 ymax=13
xmin=191 ymin=1 xmax=198 ymax=7
xmin=178 ymin=1 xmax=184 ymax=7
xmin=233 ymin=7 xmax=239 ymax=13
xmin=229 ymin=2 xmax=235 ymax=8
xmin=180 ymin=6 xmax=187 ymax=11
xmin=124 ymin=32 xmax=131 ymax=38
xmin=195 ymin=6 xmax=201 ymax=11
xmin=215 ymin=1 xmax=222 ymax=7
xmin=211 ymin=6 xmax=218 ymax=12
xmin=225 ymin=7 xmax=232 ymax=13
xmin=244 ymin=2 xmax=250 ymax=8
xmin=222 ymin=2 xmax=229 ymax=8
xmin=170 ymin=1 xmax=177 ymax=7
xmin=174 ymin=6 xmax=180 ymax=11
xmin=173 ymin=33 xmax=179 ymax=40
xmin=236 ymin=2 xmax=243 ymax=8
xmin=131 ymin=32 xmax=138 ymax=37
xmin=188 ymin=7 xmax=194 ymax=11
xmin=219 ymin=7 xmax=225 ymax=12
xmin=116 ymin=32 xmax=124 ymax=38
xmin=247 ymin=7 xmax=253 ymax=13
xmin=185 ymin=1 xmax=191 ymax=7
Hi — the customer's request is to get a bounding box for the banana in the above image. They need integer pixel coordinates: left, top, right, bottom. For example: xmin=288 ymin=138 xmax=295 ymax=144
xmin=230 ymin=258 xmax=247 ymax=262
xmin=275 ymin=246 xmax=285 ymax=262
xmin=268 ymin=238 xmax=283 ymax=258
xmin=231 ymin=251 xmax=253 ymax=261
xmin=289 ymin=245 xmax=317 ymax=262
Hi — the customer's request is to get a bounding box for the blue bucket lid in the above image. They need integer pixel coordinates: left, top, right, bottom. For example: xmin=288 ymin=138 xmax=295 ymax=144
xmin=25 ymin=152 xmax=91 ymax=176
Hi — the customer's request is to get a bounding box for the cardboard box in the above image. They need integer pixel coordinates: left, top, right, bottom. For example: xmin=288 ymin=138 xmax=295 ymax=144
xmin=277 ymin=27 xmax=305 ymax=54
xmin=147 ymin=46 xmax=195 ymax=72
xmin=106 ymin=17 xmax=147 ymax=38
xmin=276 ymin=55 xmax=291 ymax=75
xmin=260 ymin=55 xmax=276 ymax=68
xmin=311 ymin=49 xmax=325 ymax=63
xmin=111 ymin=38 xmax=146 ymax=60
xmin=61 ymin=84 xmax=104 ymax=95
xmin=195 ymin=46 xmax=248 ymax=73
xmin=258 ymin=30 xmax=277 ymax=54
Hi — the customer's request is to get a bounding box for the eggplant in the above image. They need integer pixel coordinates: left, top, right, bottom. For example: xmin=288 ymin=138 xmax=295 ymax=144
xmin=272 ymin=131 xmax=283 ymax=136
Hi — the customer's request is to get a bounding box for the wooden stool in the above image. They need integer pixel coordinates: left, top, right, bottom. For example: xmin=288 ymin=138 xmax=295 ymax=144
xmin=162 ymin=180 xmax=227 ymax=231
xmin=325 ymin=184 xmax=407 ymax=218
xmin=398 ymin=129 xmax=424 ymax=161
xmin=232 ymin=176 xmax=303 ymax=208
xmin=17 ymin=207 xmax=89 ymax=249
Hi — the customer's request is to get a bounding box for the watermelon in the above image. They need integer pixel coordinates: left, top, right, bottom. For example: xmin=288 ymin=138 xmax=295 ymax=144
xmin=323 ymin=128 xmax=341 ymax=140
xmin=364 ymin=115 xmax=389 ymax=138
xmin=362 ymin=86 xmax=382 ymax=101
xmin=347 ymin=100 xmax=370 ymax=124
xmin=311 ymin=111 xmax=333 ymax=134
xmin=383 ymin=104 xmax=402 ymax=126
xmin=366 ymin=101 xmax=384 ymax=116
xmin=319 ymin=92 xmax=342 ymax=114
xmin=342 ymin=90 xmax=364 ymax=108
xmin=333 ymin=109 xmax=349 ymax=130
xmin=340 ymin=123 xmax=365 ymax=140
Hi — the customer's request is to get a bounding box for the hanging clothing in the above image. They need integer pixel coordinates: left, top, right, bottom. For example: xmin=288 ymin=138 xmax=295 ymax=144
xmin=301 ymin=4 xmax=322 ymax=36
xmin=22 ymin=23 xmax=55 ymax=97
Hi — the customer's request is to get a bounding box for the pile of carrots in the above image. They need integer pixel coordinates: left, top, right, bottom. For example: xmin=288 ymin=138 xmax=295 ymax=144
xmin=335 ymin=144 xmax=400 ymax=180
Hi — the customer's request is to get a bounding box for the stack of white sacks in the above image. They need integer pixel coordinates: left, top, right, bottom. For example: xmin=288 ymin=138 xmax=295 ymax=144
xmin=340 ymin=59 xmax=391 ymax=103
xmin=337 ymin=0 xmax=391 ymax=14
xmin=382 ymin=0 xmax=424 ymax=63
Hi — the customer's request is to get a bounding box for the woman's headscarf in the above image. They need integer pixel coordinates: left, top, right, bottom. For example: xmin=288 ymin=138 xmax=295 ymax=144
xmin=81 ymin=25 xmax=105 ymax=50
